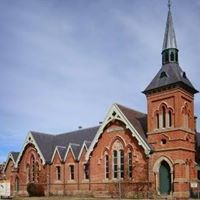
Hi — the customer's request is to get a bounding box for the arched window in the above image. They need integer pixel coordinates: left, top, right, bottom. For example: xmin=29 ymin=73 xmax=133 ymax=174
xmin=26 ymin=164 xmax=30 ymax=183
xmin=168 ymin=111 xmax=172 ymax=127
xmin=35 ymin=162 xmax=39 ymax=182
xmin=105 ymin=154 xmax=109 ymax=179
xmin=156 ymin=104 xmax=174 ymax=130
xmin=182 ymin=103 xmax=190 ymax=129
xmin=56 ymin=166 xmax=61 ymax=180
xmin=170 ymin=52 xmax=174 ymax=61
xmin=156 ymin=113 xmax=160 ymax=129
xmin=113 ymin=150 xmax=118 ymax=178
xmin=162 ymin=106 xmax=166 ymax=128
xmin=15 ymin=177 xmax=19 ymax=192
xmin=112 ymin=139 xmax=124 ymax=179
xmin=84 ymin=163 xmax=89 ymax=180
xmin=184 ymin=114 xmax=189 ymax=129
xmin=112 ymin=150 xmax=124 ymax=179
xmin=175 ymin=51 xmax=178 ymax=62
xmin=30 ymin=155 xmax=35 ymax=182
xmin=120 ymin=150 xmax=124 ymax=178
xmin=165 ymin=51 xmax=169 ymax=63
xmin=69 ymin=165 xmax=75 ymax=180
xmin=128 ymin=152 xmax=132 ymax=178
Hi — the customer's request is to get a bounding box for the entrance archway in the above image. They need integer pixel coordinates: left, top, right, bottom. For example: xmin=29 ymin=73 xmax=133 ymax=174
xmin=159 ymin=161 xmax=171 ymax=195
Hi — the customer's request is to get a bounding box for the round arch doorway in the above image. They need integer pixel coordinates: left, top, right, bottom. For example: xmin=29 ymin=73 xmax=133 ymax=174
xmin=159 ymin=160 xmax=171 ymax=195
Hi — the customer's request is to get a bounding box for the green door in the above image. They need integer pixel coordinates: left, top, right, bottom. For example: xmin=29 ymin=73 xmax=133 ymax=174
xmin=159 ymin=161 xmax=171 ymax=195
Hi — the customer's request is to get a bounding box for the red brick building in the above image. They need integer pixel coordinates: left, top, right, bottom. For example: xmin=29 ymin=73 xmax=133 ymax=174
xmin=2 ymin=3 xmax=199 ymax=199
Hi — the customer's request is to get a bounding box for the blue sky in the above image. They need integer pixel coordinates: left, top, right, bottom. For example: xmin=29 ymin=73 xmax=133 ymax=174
xmin=0 ymin=0 xmax=200 ymax=163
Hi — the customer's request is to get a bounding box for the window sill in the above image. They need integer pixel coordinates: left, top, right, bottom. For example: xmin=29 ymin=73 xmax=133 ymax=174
xmin=67 ymin=180 xmax=76 ymax=183
xmin=82 ymin=179 xmax=89 ymax=183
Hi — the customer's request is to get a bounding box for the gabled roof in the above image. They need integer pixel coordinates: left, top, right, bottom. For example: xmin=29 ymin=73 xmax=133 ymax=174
xmin=84 ymin=141 xmax=92 ymax=149
xmin=64 ymin=143 xmax=80 ymax=161
xmin=86 ymin=103 xmax=152 ymax=160
xmin=116 ymin=104 xmax=147 ymax=142
xmin=78 ymin=141 xmax=92 ymax=161
xmin=30 ymin=131 xmax=55 ymax=163
xmin=70 ymin=144 xmax=81 ymax=160
xmin=143 ymin=63 xmax=198 ymax=94
xmin=57 ymin=146 xmax=67 ymax=161
xmin=51 ymin=146 xmax=67 ymax=162
xmin=16 ymin=126 xmax=99 ymax=166
xmin=55 ymin=127 xmax=98 ymax=149
xmin=10 ymin=152 xmax=19 ymax=163
xmin=3 ymin=152 xmax=19 ymax=172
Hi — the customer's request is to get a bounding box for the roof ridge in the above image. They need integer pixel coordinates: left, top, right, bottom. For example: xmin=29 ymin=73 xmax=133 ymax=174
xmin=10 ymin=151 xmax=20 ymax=154
xmin=57 ymin=125 xmax=100 ymax=136
xmin=30 ymin=131 xmax=55 ymax=136
xmin=115 ymin=103 xmax=147 ymax=116
xmin=84 ymin=140 xmax=92 ymax=144
xmin=69 ymin=143 xmax=80 ymax=146
xmin=56 ymin=146 xmax=66 ymax=149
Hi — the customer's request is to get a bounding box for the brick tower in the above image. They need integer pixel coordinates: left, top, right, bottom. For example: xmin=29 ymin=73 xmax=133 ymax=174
xmin=143 ymin=1 xmax=198 ymax=198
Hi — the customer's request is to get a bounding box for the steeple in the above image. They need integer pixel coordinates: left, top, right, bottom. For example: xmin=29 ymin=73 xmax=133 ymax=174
xmin=143 ymin=0 xmax=198 ymax=95
xmin=162 ymin=0 xmax=178 ymax=65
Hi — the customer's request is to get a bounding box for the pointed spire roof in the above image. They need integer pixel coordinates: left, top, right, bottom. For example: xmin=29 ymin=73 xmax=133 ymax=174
xmin=162 ymin=1 xmax=178 ymax=52
xmin=143 ymin=1 xmax=198 ymax=95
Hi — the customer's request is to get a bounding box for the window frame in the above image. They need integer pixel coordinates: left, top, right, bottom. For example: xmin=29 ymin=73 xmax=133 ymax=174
xmin=112 ymin=149 xmax=124 ymax=179
xmin=83 ymin=163 xmax=89 ymax=180
xmin=128 ymin=152 xmax=133 ymax=178
xmin=56 ymin=165 xmax=61 ymax=181
xmin=69 ymin=164 xmax=75 ymax=180
xmin=105 ymin=154 xmax=109 ymax=179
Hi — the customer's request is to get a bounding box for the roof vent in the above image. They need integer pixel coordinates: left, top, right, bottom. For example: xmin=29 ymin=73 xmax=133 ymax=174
xmin=182 ymin=72 xmax=187 ymax=79
xmin=160 ymin=71 xmax=168 ymax=79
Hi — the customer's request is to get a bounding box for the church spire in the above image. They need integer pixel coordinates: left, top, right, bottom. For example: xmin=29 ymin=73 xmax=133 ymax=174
xmin=162 ymin=0 xmax=178 ymax=65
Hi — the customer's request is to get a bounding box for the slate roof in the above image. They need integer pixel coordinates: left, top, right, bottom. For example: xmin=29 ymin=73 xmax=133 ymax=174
xmin=18 ymin=104 xmax=155 ymax=163
xmin=84 ymin=141 xmax=92 ymax=149
xmin=143 ymin=63 xmax=198 ymax=94
xmin=57 ymin=146 xmax=67 ymax=161
xmin=162 ymin=8 xmax=177 ymax=51
xmin=117 ymin=104 xmax=148 ymax=144
xmin=31 ymin=126 xmax=99 ymax=163
xmin=70 ymin=144 xmax=81 ymax=159
xmin=3 ymin=152 xmax=19 ymax=172
xmin=10 ymin=152 xmax=20 ymax=163
xmin=31 ymin=132 xmax=55 ymax=163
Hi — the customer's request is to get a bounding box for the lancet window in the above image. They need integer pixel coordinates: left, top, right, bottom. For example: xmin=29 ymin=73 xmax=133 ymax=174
xmin=155 ymin=103 xmax=174 ymax=130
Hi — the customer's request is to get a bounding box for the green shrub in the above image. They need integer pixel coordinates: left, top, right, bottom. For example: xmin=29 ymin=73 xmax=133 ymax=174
xmin=27 ymin=183 xmax=44 ymax=197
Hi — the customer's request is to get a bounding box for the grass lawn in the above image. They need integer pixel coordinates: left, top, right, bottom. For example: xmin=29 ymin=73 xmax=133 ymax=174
xmin=13 ymin=197 xmax=116 ymax=200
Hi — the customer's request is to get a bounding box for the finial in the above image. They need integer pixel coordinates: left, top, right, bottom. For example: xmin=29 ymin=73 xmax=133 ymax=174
xmin=168 ymin=0 xmax=171 ymax=10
